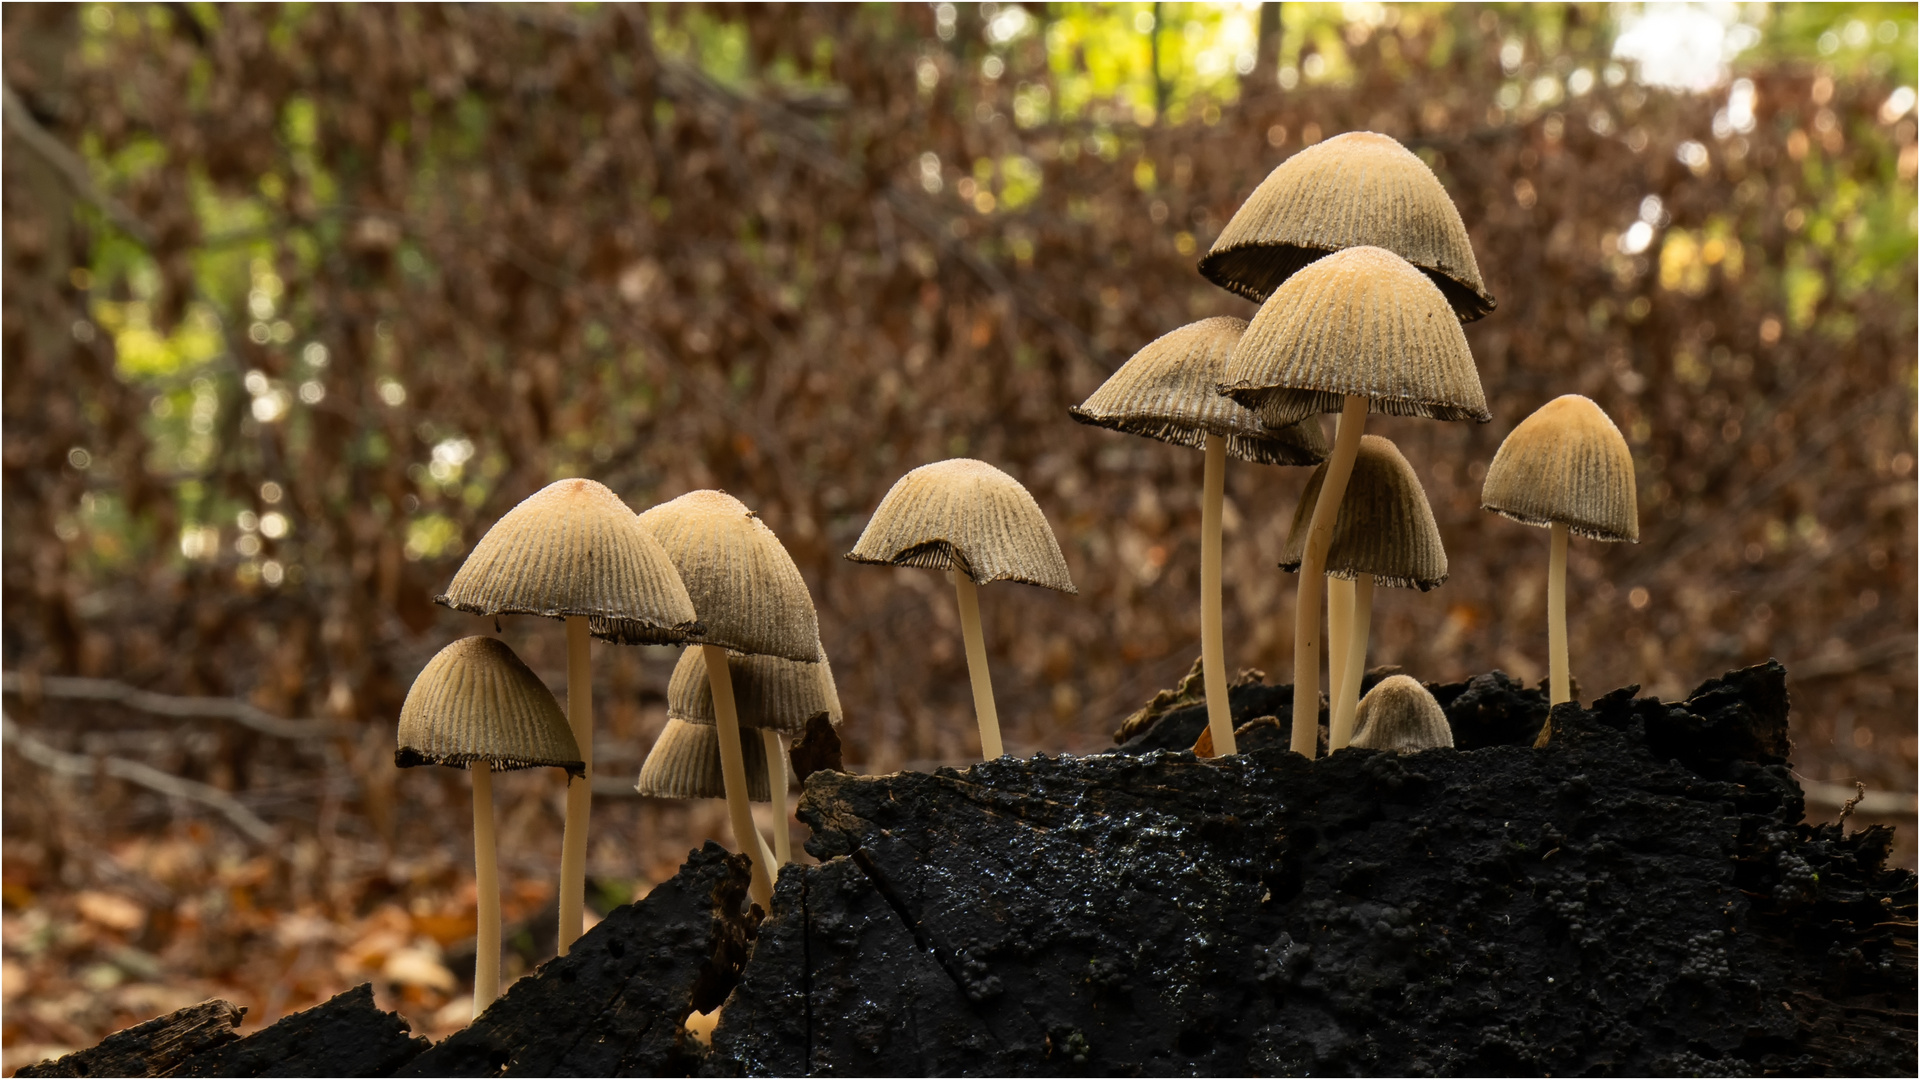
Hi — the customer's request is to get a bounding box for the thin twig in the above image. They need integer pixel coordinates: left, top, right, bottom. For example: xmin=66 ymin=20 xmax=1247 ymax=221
xmin=2 ymin=711 xmax=277 ymax=843
xmin=2 ymin=82 xmax=157 ymax=248
xmin=1 ymin=672 xmax=352 ymax=739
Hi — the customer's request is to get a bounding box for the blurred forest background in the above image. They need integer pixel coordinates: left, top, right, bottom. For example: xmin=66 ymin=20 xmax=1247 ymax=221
xmin=3 ymin=0 xmax=1915 ymax=1064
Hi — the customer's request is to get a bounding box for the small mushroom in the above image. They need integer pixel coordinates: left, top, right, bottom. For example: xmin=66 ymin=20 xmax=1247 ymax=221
xmin=1280 ymin=435 xmax=1446 ymax=749
xmin=1072 ymin=317 xmax=1328 ymax=757
xmin=436 ymin=478 xmax=697 ymax=956
xmin=637 ymin=717 xmax=772 ymax=801
xmin=1480 ymin=394 xmax=1639 ymax=735
xmin=846 ymin=459 xmax=1076 ymax=760
xmin=397 ymin=636 xmax=582 ymax=1017
xmin=637 ymin=490 xmax=821 ymax=910
xmin=660 ymin=642 xmax=841 ymax=864
xmin=1222 ymin=246 xmax=1487 ymax=757
xmin=1198 ymin=130 xmax=1496 ymax=320
xmin=1349 ymin=674 xmax=1454 ymax=752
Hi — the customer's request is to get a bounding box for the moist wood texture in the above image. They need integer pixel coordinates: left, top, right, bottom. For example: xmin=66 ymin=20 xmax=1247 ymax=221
xmin=166 ymin=985 xmax=426 ymax=1077
xmin=16 ymin=999 xmax=243 ymax=1077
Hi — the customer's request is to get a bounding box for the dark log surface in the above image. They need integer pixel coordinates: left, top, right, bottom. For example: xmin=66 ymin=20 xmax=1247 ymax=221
xmin=22 ymin=662 xmax=1916 ymax=1077
xmin=167 ymin=985 xmax=426 ymax=1077
xmin=15 ymin=998 xmax=243 ymax=1077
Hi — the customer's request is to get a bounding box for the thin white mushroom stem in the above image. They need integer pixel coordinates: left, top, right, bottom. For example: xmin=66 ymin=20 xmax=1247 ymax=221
xmin=705 ymin=645 xmax=775 ymax=910
xmin=762 ymin=728 xmax=791 ymax=864
xmin=1548 ymin=521 xmax=1570 ymax=706
xmin=471 ymin=761 xmax=500 ymax=1016
xmin=953 ymin=572 xmax=1003 ymax=759
xmin=1331 ymin=573 xmax=1374 ymax=749
xmin=1198 ymin=433 xmax=1235 ymax=757
xmin=1327 ymin=575 xmax=1354 ymax=732
xmin=557 ymin=616 xmax=592 ymax=956
xmin=1292 ymin=394 xmax=1369 ymax=757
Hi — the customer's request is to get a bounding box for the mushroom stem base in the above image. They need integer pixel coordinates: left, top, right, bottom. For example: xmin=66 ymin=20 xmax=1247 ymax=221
xmin=1292 ymin=396 xmax=1369 ymax=757
xmin=1331 ymin=574 xmax=1373 ymax=749
xmin=954 ymin=573 xmax=1003 ymax=760
xmin=764 ymin=729 xmax=791 ymax=864
xmin=1199 ymin=434 xmax=1235 ymax=756
xmin=706 ymin=645 xmax=775 ymax=910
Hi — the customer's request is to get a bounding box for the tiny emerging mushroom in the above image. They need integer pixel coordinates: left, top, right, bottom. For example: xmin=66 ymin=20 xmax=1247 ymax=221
xmin=1349 ymin=674 xmax=1454 ymax=752
xmin=1280 ymin=435 xmax=1447 ymax=750
xmin=435 ymin=478 xmax=698 ymax=956
xmin=846 ymin=459 xmax=1076 ymax=761
xmin=397 ymin=636 xmax=582 ymax=1018
xmin=1071 ymin=316 xmax=1329 ymax=757
xmin=1480 ymin=394 xmax=1639 ymax=740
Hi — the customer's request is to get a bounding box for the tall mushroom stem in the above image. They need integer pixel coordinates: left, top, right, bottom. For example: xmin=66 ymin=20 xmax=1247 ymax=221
xmin=472 ymin=761 xmax=500 ymax=1016
xmin=1330 ymin=573 xmax=1374 ymax=749
xmin=953 ymin=573 xmax=1003 ymax=759
xmin=1292 ymin=395 xmax=1369 ymax=757
xmin=1548 ymin=521 xmax=1569 ymax=706
xmin=557 ymin=616 xmax=592 ymax=955
xmin=762 ymin=728 xmax=791 ymax=864
xmin=1327 ymin=575 xmax=1354 ymax=732
xmin=705 ymin=645 xmax=775 ymax=909
xmin=1198 ymin=433 xmax=1235 ymax=757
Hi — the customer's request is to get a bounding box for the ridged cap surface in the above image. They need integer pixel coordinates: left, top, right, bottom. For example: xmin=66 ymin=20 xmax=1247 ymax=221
xmin=1350 ymin=675 xmax=1455 ymax=752
xmin=1281 ymin=435 xmax=1447 ymax=590
xmin=634 ymin=717 xmax=770 ymax=801
xmin=637 ymin=491 xmax=823 ymax=663
xmin=845 ymin=459 xmax=1077 ymax=593
xmin=396 ymin=636 xmax=583 ymax=774
xmin=1221 ymin=246 xmax=1490 ymax=428
xmin=1199 ymin=131 xmax=1494 ymax=320
xmin=1070 ymin=317 xmax=1331 ymax=466
xmin=1482 ymin=395 xmax=1640 ymax=542
xmin=436 ymin=479 xmax=700 ymax=646
xmin=667 ymin=644 xmax=842 ymax=734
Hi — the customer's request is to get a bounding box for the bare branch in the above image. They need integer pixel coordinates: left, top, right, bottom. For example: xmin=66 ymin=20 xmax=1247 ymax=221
xmin=1 ymin=672 xmax=353 ymax=740
xmin=2 ymin=82 xmax=157 ymax=248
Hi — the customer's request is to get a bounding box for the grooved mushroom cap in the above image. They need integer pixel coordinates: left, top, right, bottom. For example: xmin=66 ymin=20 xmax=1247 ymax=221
xmin=1070 ymin=317 xmax=1331 ymax=466
xmin=845 ymin=459 xmax=1077 ymax=593
xmin=635 ymin=717 xmax=771 ymax=801
xmin=1481 ymin=395 xmax=1640 ymax=542
xmin=667 ymin=644 xmax=842 ymax=734
xmin=1198 ymin=131 xmax=1494 ymax=320
xmin=436 ymin=478 xmax=701 ymax=646
xmin=1349 ymin=675 xmax=1455 ymax=752
xmin=1221 ymin=246 xmax=1490 ymax=428
xmin=396 ymin=636 xmax=583 ymax=775
xmin=637 ymin=491 xmax=823 ymax=663
xmin=1280 ymin=435 xmax=1448 ymax=590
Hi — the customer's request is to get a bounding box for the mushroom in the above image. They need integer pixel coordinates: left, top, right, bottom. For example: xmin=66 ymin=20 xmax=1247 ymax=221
xmin=1221 ymin=246 xmax=1488 ymax=758
xmin=397 ymin=636 xmax=582 ymax=1016
xmin=846 ymin=459 xmax=1076 ymax=760
xmin=436 ymin=478 xmax=698 ymax=956
xmin=1348 ymin=674 xmax=1454 ymax=752
xmin=637 ymin=490 xmax=821 ymax=910
xmin=637 ymin=717 xmax=773 ymax=800
xmin=1197 ymin=130 xmax=1496 ymax=321
xmin=1480 ymin=394 xmax=1639 ymax=735
xmin=1071 ymin=317 xmax=1329 ymax=757
xmin=1280 ymin=435 xmax=1447 ymax=749
xmin=658 ymin=642 xmax=841 ymax=864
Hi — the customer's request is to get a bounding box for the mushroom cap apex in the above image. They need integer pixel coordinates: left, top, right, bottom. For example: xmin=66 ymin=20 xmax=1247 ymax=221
xmin=1349 ymin=674 xmax=1454 ymax=752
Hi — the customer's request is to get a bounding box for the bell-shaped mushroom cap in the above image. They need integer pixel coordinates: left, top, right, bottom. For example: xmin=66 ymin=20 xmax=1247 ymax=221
xmin=634 ymin=717 xmax=771 ymax=801
xmin=1280 ymin=436 xmax=1447 ymax=590
xmin=437 ymin=479 xmax=700 ymax=646
xmin=396 ymin=636 xmax=584 ymax=774
xmin=1221 ymin=246 xmax=1490 ymax=428
xmin=667 ymin=643 xmax=842 ymax=734
xmin=1070 ymin=317 xmax=1331 ymax=467
xmin=636 ymin=491 xmax=823 ymax=663
xmin=845 ymin=459 xmax=1077 ymax=593
xmin=1198 ymin=131 xmax=1494 ymax=321
xmin=1349 ymin=675 xmax=1455 ymax=752
xmin=1482 ymin=395 xmax=1640 ymax=542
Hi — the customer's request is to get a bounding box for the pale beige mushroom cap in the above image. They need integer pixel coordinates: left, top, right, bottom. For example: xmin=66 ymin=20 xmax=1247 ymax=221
xmin=845 ymin=459 xmax=1077 ymax=593
xmin=1071 ymin=317 xmax=1331 ymax=467
xmin=637 ymin=490 xmax=823 ymax=663
xmin=1349 ymin=674 xmax=1455 ymax=752
xmin=437 ymin=478 xmax=700 ymax=646
xmin=1221 ymin=246 xmax=1490 ymax=429
xmin=667 ymin=643 xmax=842 ymax=734
xmin=1280 ymin=435 xmax=1447 ymax=590
xmin=396 ymin=636 xmax=583 ymax=774
xmin=635 ymin=717 xmax=771 ymax=801
xmin=1199 ymin=131 xmax=1494 ymax=320
xmin=1482 ymin=394 xmax=1640 ymax=542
